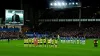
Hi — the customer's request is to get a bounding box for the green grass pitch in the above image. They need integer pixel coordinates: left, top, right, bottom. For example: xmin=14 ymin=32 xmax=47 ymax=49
xmin=0 ymin=39 xmax=100 ymax=56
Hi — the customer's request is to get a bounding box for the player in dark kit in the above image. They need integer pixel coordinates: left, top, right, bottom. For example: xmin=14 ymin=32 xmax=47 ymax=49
xmin=7 ymin=37 xmax=10 ymax=43
xmin=94 ymin=39 xmax=98 ymax=47
xmin=6 ymin=33 xmax=10 ymax=43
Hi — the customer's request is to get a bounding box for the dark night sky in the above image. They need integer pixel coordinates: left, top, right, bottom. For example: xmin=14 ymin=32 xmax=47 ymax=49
xmin=0 ymin=0 xmax=100 ymax=18
xmin=0 ymin=0 xmax=47 ymax=17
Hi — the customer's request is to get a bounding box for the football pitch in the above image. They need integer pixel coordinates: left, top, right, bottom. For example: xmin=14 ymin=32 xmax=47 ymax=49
xmin=0 ymin=39 xmax=100 ymax=56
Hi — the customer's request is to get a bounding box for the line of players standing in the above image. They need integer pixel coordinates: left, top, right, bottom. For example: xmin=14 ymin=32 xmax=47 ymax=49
xmin=24 ymin=36 xmax=58 ymax=47
xmin=60 ymin=36 xmax=86 ymax=44
xmin=24 ymin=34 xmax=86 ymax=48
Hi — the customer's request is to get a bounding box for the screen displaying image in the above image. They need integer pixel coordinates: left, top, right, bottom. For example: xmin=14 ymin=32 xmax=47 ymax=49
xmin=5 ymin=9 xmax=24 ymax=25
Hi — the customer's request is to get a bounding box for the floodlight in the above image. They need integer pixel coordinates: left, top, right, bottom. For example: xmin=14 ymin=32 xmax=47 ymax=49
xmin=50 ymin=3 xmax=53 ymax=6
xmin=76 ymin=2 xmax=78 ymax=5
xmin=54 ymin=3 xmax=57 ymax=6
xmin=69 ymin=3 xmax=71 ymax=5
xmin=62 ymin=2 xmax=65 ymax=6
xmin=72 ymin=2 xmax=74 ymax=5
xmin=57 ymin=2 xmax=61 ymax=6
xmin=66 ymin=3 xmax=67 ymax=5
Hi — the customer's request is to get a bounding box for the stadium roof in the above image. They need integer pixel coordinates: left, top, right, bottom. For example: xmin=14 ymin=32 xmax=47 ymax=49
xmin=0 ymin=0 xmax=100 ymax=9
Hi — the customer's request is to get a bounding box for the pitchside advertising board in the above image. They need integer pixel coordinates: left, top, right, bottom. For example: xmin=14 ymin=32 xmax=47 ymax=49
xmin=5 ymin=9 xmax=24 ymax=25
xmin=25 ymin=32 xmax=49 ymax=38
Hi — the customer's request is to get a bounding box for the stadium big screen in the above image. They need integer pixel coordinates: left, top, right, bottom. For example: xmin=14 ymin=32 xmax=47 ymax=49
xmin=5 ymin=9 xmax=24 ymax=25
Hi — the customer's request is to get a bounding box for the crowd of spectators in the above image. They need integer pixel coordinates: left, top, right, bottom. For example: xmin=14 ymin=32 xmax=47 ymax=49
xmin=56 ymin=26 xmax=100 ymax=38
xmin=0 ymin=32 xmax=24 ymax=39
xmin=0 ymin=25 xmax=24 ymax=39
